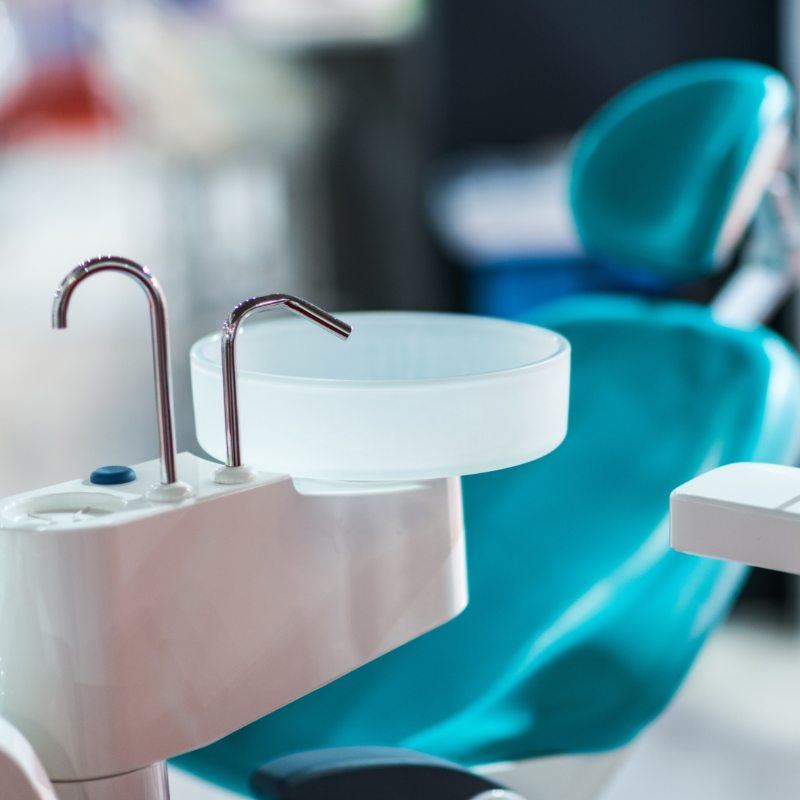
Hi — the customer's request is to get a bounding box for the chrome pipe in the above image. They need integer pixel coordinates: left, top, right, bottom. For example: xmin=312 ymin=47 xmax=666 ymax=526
xmin=52 ymin=255 xmax=179 ymax=487
xmin=221 ymin=294 xmax=351 ymax=469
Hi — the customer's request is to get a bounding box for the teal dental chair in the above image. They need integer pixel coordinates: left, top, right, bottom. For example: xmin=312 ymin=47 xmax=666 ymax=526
xmin=175 ymin=61 xmax=800 ymax=798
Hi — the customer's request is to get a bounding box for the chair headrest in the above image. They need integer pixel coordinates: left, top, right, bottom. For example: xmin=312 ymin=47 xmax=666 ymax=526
xmin=570 ymin=60 xmax=793 ymax=282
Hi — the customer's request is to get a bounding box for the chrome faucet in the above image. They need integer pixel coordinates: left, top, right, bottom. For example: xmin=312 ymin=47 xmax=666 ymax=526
xmin=53 ymin=255 xmax=192 ymax=500
xmin=216 ymin=293 xmax=351 ymax=483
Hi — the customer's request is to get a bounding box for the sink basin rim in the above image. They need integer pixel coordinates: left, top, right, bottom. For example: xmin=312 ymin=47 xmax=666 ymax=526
xmin=190 ymin=311 xmax=570 ymax=387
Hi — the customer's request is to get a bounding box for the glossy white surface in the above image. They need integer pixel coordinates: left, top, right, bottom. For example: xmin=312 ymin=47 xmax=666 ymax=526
xmin=0 ymin=453 xmax=466 ymax=782
xmin=0 ymin=717 xmax=58 ymax=800
xmin=192 ymin=311 xmax=570 ymax=481
xmin=670 ymin=462 xmax=800 ymax=575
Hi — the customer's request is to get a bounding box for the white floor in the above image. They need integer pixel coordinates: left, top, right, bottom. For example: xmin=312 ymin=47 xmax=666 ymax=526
xmin=601 ymin=618 xmax=800 ymax=800
xmin=168 ymin=618 xmax=800 ymax=799
xmin=169 ymin=770 xmax=241 ymax=800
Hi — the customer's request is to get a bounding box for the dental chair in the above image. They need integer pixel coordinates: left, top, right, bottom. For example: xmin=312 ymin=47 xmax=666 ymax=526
xmin=174 ymin=60 xmax=800 ymax=799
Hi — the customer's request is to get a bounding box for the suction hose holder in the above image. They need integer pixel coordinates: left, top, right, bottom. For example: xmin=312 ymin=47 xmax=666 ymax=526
xmin=215 ymin=293 xmax=351 ymax=485
xmin=52 ymin=255 xmax=193 ymax=502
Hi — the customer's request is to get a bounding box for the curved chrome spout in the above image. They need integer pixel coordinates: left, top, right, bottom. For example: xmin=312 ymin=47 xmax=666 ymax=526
xmin=221 ymin=294 xmax=351 ymax=474
xmin=52 ymin=255 xmax=180 ymax=488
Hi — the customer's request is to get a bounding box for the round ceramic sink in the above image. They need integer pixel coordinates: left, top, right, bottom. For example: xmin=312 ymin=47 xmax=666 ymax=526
xmin=191 ymin=311 xmax=570 ymax=481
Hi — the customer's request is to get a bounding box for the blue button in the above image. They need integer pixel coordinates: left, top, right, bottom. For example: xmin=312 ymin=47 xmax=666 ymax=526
xmin=90 ymin=465 xmax=137 ymax=485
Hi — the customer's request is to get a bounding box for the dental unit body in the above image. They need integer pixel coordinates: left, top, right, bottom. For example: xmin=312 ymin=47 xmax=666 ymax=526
xmin=0 ymin=454 xmax=465 ymax=794
xmin=0 ymin=256 xmax=570 ymax=799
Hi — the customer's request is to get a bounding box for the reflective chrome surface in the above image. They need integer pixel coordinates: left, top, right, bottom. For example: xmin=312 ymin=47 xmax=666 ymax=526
xmin=52 ymin=256 xmax=180 ymax=487
xmin=221 ymin=294 xmax=351 ymax=468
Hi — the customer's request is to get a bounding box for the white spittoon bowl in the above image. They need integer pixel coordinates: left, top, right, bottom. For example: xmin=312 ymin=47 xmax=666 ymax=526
xmin=191 ymin=311 xmax=570 ymax=481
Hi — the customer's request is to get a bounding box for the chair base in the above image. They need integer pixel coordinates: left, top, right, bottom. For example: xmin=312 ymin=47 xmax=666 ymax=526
xmin=168 ymin=748 xmax=628 ymax=800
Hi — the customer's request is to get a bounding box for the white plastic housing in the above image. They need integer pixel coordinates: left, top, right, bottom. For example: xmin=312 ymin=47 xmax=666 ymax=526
xmin=0 ymin=454 xmax=466 ymax=781
xmin=0 ymin=717 xmax=57 ymax=800
xmin=191 ymin=311 xmax=570 ymax=481
xmin=670 ymin=462 xmax=800 ymax=575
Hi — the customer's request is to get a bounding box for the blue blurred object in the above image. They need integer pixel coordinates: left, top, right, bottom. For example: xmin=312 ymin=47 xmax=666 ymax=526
xmin=465 ymin=254 xmax=664 ymax=318
xmin=429 ymin=148 xmax=668 ymax=315
xmin=176 ymin=296 xmax=800 ymax=794
xmin=571 ymin=60 xmax=792 ymax=281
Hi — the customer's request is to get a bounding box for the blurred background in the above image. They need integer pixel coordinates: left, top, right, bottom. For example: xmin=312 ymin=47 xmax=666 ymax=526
xmin=0 ymin=2 xmax=798 ymax=797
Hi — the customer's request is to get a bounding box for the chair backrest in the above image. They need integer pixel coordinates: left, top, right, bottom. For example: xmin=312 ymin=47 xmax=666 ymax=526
xmin=570 ymin=60 xmax=792 ymax=281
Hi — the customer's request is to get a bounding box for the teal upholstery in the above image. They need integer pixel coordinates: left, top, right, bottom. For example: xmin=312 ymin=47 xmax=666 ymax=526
xmin=176 ymin=296 xmax=800 ymax=795
xmin=571 ymin=60 xmax=792 ymax=280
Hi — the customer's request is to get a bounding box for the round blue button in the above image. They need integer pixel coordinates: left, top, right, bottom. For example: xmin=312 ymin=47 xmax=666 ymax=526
xmin=90 ymin=465 xmax=137 ymax=485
